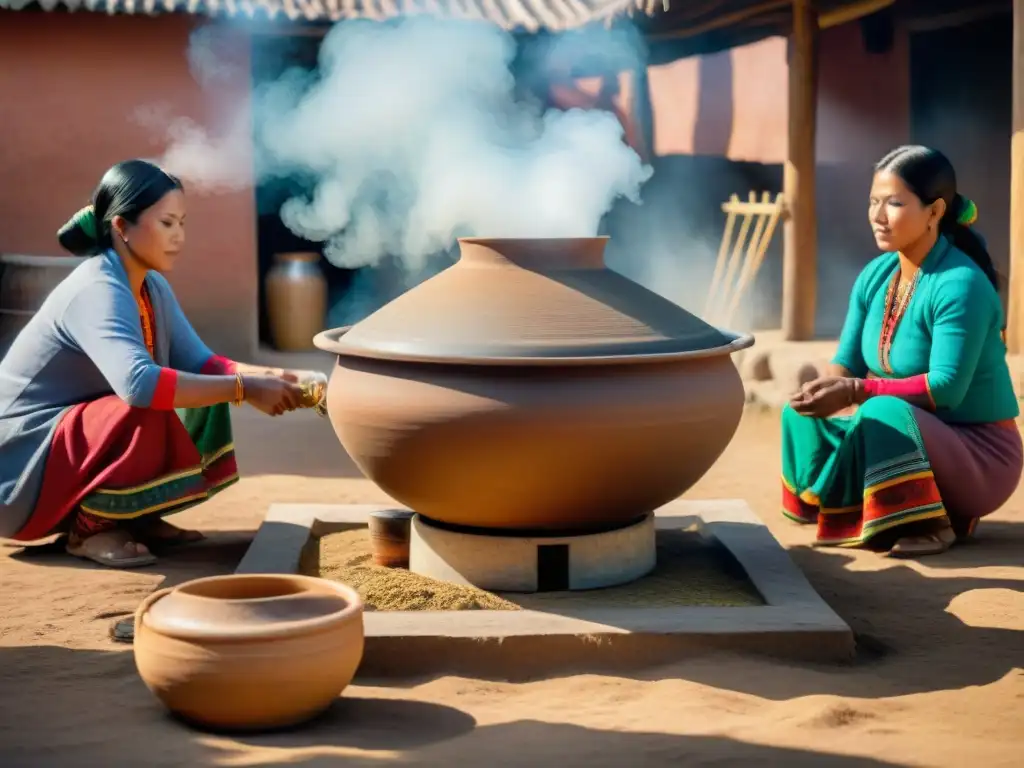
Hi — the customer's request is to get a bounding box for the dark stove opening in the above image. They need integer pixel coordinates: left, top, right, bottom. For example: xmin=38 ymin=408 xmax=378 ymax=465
xmin=536 ymin=544 xmax=570 ymax=592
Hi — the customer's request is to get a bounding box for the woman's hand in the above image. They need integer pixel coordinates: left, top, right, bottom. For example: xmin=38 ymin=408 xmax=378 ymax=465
xmin=789 ymin=376 xmax=863 ymax=418
xmin=232 ymin=365 xmax=321 ymax=385
xmin=242 ymin=375 xmax=305 ymax=416
xmin=280 ymin=369 xmax=323 ymax=385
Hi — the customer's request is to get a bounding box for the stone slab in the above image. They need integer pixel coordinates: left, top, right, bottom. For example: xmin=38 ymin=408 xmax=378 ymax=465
xmin=236 ymin=500 xmax=855 ymax=679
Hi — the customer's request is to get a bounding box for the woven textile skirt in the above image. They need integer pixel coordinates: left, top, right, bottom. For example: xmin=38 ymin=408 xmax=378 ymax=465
xmin=781 ymin=395 xmax=1022 ymax=547
xmin=12 ymin=395 xmax=238 ymax=542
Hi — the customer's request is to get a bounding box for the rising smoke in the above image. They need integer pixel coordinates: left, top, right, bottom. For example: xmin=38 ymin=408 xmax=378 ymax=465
xmin=149 ymin=18 xmax=653 ymax=275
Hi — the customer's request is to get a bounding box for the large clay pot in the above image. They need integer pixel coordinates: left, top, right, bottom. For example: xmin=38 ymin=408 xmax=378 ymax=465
xmin=133 ymin=574 xmax=364 ymax=732
xmin=313 ymin=237 xmax=754 ymax=532
xmin=0 ymin=253 xmax=84 ymax=355
xmin=265 ymin=251 xmax=328 ymax=351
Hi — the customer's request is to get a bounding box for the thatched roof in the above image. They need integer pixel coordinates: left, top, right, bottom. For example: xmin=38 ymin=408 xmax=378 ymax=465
xmin=0 ymin=0 xmax=647 ymax=32
xmin=0 ymin=0 xmax=906 ymax=54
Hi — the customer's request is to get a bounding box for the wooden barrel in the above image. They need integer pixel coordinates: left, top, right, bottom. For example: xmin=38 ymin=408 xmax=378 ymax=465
xmin=0 ymin=254 xmax=84 ymax=355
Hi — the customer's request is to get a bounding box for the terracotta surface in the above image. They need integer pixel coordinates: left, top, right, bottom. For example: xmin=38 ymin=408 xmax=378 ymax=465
xmin=265 ymin=252 xmax=328 ymax=352
xmin=330 ymin=237 xmax=747 ymax=363
xmin=367 ymin=509 xmax=414 ymax=568
xmin=315 ymin=237 xmax=753 ymax=531
xmin=133 ymin=573 xmax=364 ymax=732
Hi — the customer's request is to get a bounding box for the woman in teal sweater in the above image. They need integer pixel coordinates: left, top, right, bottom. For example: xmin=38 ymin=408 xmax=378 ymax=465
xmin=782 ymin=145 xmax=1021 ymax=557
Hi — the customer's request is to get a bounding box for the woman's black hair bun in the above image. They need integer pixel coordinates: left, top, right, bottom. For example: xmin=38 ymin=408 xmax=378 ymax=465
xmin=57 ymin=205 xmax=102 ymax=256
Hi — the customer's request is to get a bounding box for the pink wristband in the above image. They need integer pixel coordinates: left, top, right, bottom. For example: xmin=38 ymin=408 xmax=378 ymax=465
xmin=861 ymin=374 xmax=930 ymax=397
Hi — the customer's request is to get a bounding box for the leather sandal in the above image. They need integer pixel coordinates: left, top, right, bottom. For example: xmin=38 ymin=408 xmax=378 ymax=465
xmin=888 ymin=524 xmax=956 ymax=558
xmin=66 ymin=529 xmax=157 ymax=568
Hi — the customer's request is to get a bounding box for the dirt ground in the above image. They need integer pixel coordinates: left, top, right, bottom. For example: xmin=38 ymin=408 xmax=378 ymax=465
xmin=2 ymin=404 xmax=1023 ymax=767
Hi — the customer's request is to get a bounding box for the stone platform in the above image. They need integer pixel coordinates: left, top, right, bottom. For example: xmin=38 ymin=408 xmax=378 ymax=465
xmin=237 ymin=499 xmax=854 ymax=679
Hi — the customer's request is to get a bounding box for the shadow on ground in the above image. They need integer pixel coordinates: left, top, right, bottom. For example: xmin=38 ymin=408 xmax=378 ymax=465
xmin=895 ymin=520 xmax=1024 ymax=569
xmin=4 ymin=530 xmax=253 ymax=584
xmin=0 ymin=645 xmax=903 ymax=767
xmin=608 ymin=528 xmax=1024 ymax=701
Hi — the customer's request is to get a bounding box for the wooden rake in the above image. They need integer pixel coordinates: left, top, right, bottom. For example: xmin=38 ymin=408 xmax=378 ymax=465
xmin=703 ymin=191 xmax=785 ymax=326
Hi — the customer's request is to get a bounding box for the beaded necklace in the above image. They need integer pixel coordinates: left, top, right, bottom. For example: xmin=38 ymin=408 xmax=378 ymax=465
xmin=138 ymin=284 xmax=156 ymax=359
xmin=877 ymin=267 xmax=920 ymax=375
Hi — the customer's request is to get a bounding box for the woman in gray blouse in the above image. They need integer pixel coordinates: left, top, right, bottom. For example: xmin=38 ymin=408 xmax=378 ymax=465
xmin=0 ymin=159 xmax=313 ymax=568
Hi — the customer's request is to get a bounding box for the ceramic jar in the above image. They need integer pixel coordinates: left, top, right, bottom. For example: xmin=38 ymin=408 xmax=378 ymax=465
xmin=133 ymin=574 xmax=364 ymax=732
xmin=368 ymin=509 xmax=415 ymax=567
xmin=314 ymin=237 xmax=754 ymax=532
xmin=265 ymin=251 xmax=328 ymax=351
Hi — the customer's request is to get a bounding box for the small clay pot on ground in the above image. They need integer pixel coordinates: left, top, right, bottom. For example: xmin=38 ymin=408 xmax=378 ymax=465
xmin=133 ymin=573 xmax=364 ymax=732
xmin=368 ymin=509 xmax=415 ymax=568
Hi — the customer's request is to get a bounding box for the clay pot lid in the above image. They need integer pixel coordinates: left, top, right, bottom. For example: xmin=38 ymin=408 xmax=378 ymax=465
xmin=314 ymin=237 xmax=753 ymax=366
xmin=138 ymin=574 xmax=362 ymax=641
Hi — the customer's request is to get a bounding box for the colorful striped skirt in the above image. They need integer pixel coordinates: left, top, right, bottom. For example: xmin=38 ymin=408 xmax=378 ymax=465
xmin=12 ymin=395 xmax=238 ymax=542
xmin=781 ymin=395 xmax=1022 ymax=547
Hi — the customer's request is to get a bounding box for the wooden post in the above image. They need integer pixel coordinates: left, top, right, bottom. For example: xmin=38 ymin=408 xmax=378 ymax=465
xmin=631 ymin=66 xmax=655 ymax=164
xmin=781 ymin=0 xmax=820 ymax=341
xmin=1008 ymin=0 xmax=1024 ymax=354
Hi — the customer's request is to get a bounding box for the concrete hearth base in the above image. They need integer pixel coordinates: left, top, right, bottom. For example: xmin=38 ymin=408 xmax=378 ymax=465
xmin=410 ymin=513 xmax=656 ymax=593
xmin=237 ymin=499 xmax=854 ymax=679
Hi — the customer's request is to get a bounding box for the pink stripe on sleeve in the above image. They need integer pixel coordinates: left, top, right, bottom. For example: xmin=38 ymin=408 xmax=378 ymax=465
xmin=151 ymin=368 xmax=178 ymax=410
xmin=200 ymin=354 xmax=238 ymax=376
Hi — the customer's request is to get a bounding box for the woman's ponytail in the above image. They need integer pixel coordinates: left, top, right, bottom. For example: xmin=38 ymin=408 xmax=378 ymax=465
xmin=940 ymin=194 xmax=999 ymax=289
